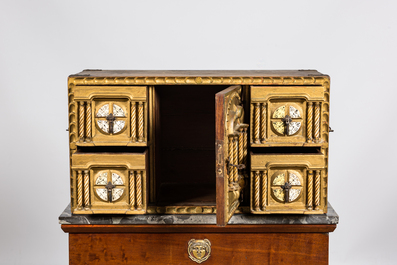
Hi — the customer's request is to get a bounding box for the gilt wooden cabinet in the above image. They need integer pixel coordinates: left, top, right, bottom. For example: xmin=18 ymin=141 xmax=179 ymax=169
xmin=67 ymin=70 xmax=331 ymax=227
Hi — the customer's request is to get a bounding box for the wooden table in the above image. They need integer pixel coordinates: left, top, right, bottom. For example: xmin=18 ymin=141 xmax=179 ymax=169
xmin=60 ymin=203 xmax=338 ymax=264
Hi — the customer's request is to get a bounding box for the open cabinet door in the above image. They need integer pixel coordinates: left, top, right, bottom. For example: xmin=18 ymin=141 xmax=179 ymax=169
xmin=216 ymin=86 xmax=249 ymax=226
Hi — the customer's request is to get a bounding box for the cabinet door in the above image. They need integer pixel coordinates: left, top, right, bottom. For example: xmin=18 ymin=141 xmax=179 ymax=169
xmin=250 ymin=153 xmax=327 ymax=214
xmin=69 ymin=85 xmax=150 ymax=147
xmin=71 ymin=151 xmax=148 ymax=214
xmin=250 ymin=85 xmax=329 ymax=146
xmin=215 ymin=86 xmax=249 ymax=226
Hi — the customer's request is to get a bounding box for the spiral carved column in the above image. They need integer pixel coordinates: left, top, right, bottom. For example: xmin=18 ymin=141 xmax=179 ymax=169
xmin=315 ymin=170 xmax=321 ymax=210
xmin=254 ymin=171 xmax=260 ymax=211
xmin=243 ymin=128 xmax=248 ymax=167
xmin=314 ymin=102 xmax=320 ymax=142
xmin=233 ymin=135 xmax=239 ymax=183
xmin=261 ymin=170 xmax=267 ymax=210
xmin=307 ymin=102 xmax=313 ymax=143
xmin=136 ymin=171 xmax=143 ymax=210
xmin=260 ymin=103 xmax=266 ymax=143
xmin=130 ymin=171 xmax=135 ymax=210
xmin=85 ymin=101 xmax=92 ymax=141
xmin=238 ymin=130 xmax=244 ymax=166
xmin=77 ymin=170 xmax=83 ymax=209
xmin=138 ymin=102 xmax=144 ymax=142
xmin=307 ymin=170 xmax=313 ymax=210
xmin=131 ymin=102 xmax=137 ymax=141
xmin=254 ymin=103 xmax=260 ymax=143
xmin=78 ymin=102 xmax=85 ymax=141
xmin=228 ymin=135 xmax=234 ymax=186
xmin=83 ymin=170 xmax=90 ymax=209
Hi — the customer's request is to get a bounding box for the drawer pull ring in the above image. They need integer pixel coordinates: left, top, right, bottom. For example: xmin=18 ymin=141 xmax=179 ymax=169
xmin=188 ymin=239 xmax=211 ymax=264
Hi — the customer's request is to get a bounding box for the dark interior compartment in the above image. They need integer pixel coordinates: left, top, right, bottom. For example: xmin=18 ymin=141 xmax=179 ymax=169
xmin=76 ymin=146 xmax=147 ymax=153
xmin=155 ymin=85 xmax=228 ymax=205
xmin=251 ymin=146 xmax=322 ymax=155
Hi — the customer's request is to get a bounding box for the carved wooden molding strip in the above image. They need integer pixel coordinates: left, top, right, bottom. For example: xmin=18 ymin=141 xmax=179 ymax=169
xmin=83 ymin=170 xmax=90 ymax=210
xmin=77 ymin=170 xmax=83 ymax=209
xmin=307 ymin=170 xmax=313 ymax=210
xmin=71 ymin=76 xmax=328 ymax=86
xmin=129 ymin=170 xmax=144 ymax=211
xmin=261 ymin=170 xmax=268 ymax=211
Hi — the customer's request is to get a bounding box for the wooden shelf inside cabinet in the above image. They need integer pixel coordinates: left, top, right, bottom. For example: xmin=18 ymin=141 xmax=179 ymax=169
xmin=60 ymin=203 xmax=338 ymax=265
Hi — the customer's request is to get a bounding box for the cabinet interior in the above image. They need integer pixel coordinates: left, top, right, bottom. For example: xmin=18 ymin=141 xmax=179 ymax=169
xmin=154 ymin=85 xmax=229 ymax=206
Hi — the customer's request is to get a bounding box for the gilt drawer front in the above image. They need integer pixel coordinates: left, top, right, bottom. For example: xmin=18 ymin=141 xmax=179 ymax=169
xmin=250 ymin=153 xmax=327 ymax=214
xmin=71 ymin=152 xmax=148 ymax=214
xmin=69 ymin=85 xmax=148 ymax=147
xmin=250 ymin=85 xmax=330 ymax=147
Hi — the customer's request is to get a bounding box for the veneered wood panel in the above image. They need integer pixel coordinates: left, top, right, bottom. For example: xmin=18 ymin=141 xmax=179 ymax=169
xmin=69 ymin=232 xmax=329 ymax=265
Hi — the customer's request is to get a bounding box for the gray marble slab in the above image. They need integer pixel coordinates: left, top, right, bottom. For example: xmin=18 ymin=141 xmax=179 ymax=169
xmin=59 ymin=203 xmax=338 ymax=225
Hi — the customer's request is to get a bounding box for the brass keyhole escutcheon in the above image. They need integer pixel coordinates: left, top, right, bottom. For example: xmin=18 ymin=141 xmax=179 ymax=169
xmin=188 ymin=239 xmax=211 ymax=264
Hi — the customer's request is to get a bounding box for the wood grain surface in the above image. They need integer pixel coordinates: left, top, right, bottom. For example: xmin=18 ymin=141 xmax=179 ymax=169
xmin=69 ymin=232 xmax=329 ymax=264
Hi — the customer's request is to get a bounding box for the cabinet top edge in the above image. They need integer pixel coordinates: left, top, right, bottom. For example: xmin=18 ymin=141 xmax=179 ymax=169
xmin=70 ymin=70 xmax=328 ymax=78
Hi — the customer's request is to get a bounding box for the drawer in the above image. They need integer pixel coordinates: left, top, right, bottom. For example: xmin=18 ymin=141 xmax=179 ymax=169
xmin=250 ymin=152 xmax=327 ymax=214
xmin=250 ymin=85 xmax=330 ymax=146
xmin=69 ymin=85 xmax=151 ymax=147
xmin=70 ymin=151 xmax=148 ymax=214
xmin=69 ymin=232 xmax=329 ymax=265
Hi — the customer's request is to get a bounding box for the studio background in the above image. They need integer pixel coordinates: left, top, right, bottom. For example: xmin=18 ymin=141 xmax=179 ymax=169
xmin=1 ymin=1 xmax=396 ymax=264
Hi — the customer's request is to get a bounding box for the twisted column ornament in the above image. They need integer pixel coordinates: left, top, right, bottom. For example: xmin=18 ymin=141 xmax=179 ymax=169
xmin=136 ymin=171 xmax=143 ymax=210
xmin=261 ymin=170 xmax=268 ymax=210
xmin=228 ymin=135 xmax=234 ymax=185
xmin=138 ymin=102 xmax=144 ymax=142
xmin=77 ymin=170 xmax=83 ymax=209
xmin=260 ymin=103 xmax=266 ymax=143
xmin=130 ymin=171 xmax=135 ymax=210
xmin=254 ymin=171 xmax=260 ymax=211
xmin=78 ymin=102 xmax=85 ymax=141
xmin=307 ymin=170 xmax=313 ymax=210
xmin=238 ymin=130 xmax=244 ymax=167
xmin=85 ymin=101 xmax=92 ymax=141
xmin=243 ymin=128 xmax=248 ymax=167
xmin=314 ymin=102 xmax=320 ymax=141
xmin=307 ymin=102 xmax=313 ymax=143
xmin=83 ymin=170 xmax=90 ymax=209
xmin=233 ymin=135 xmax=239 ymax=183
xmin=315 ymin=170 xmax=321 ymax=210
xmin=254 ymin=103 xmax=260 ymax=143
xmin=131 ymin=101 xmax=137 ymax=141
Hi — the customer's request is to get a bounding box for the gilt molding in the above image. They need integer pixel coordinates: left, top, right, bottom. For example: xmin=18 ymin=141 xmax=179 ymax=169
xmin=70 ymin=76 xmax=328 ymax=86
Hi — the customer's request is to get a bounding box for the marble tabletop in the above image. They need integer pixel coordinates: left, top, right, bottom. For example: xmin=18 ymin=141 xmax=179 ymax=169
xmin=59 ymin=203 xmax=338 ymax=225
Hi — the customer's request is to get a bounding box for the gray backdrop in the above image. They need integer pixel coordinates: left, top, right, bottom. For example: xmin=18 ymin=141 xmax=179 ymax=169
xmin=1 ymin=1 xmax=396 ymax=264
